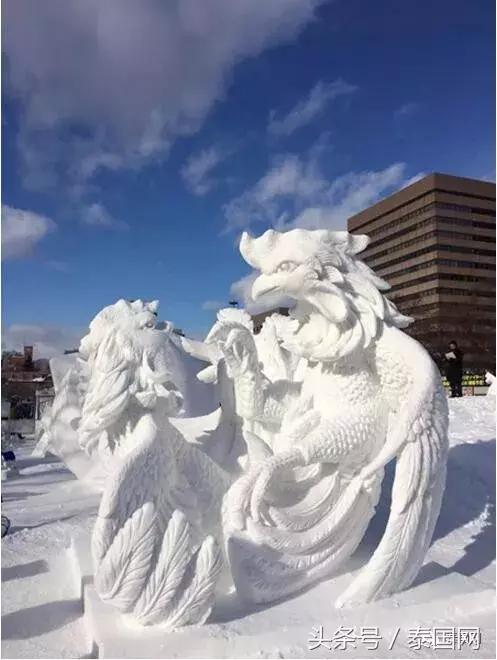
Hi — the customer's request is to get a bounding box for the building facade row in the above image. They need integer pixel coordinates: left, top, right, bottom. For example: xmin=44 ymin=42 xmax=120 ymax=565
xmin=348 ymin=173 xmax=495 ymax=371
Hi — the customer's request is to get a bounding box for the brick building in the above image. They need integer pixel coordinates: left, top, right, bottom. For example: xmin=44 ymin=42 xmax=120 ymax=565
xmin=348 ymin=173 xmax=495 ymax=370
xmin=2 ymin=346 xmax=52 ymax=418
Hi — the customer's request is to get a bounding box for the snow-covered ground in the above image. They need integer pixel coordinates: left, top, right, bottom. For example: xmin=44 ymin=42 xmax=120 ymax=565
xmin=1 ymin=449 xmax=100 ymax=659
xmin=1 ymin=397 xmax=495 ymax=659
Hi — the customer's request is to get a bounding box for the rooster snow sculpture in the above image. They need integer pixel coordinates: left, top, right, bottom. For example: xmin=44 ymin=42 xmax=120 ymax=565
xmin=86 ymin=299 xmax=231 ymax=627
xmin=221 ymin=228 xmax=449 ymax=607
xmin=87 ymin=230 xmax=449 ymax=629
xmin=184 ymin=306 xmax=303 ymax=471
xmin=35 ymin=299 xmax=214 ymax=485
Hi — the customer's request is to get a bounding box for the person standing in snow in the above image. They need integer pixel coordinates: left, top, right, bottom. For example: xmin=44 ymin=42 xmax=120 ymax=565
xmin=445 ymin=340 xmax=463 ymax=398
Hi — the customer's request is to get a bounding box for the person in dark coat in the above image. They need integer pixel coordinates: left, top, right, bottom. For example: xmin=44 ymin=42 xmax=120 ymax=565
xmin=445 ymin=340 xmax=463 ymax=398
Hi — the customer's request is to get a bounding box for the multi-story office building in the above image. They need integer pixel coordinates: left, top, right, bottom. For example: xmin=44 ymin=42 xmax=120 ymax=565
xmin=348 ymin=173 xmax=495 ymax=370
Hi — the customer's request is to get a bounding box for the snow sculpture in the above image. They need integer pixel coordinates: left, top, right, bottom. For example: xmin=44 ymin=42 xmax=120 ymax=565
xmin=32 ymin=353 xmax=80 ymax=459
xmin=89 ymin=302 xmax=289 ymax=627
xmin=485 ymin=371 xmax=496 ymax=396
xmin=86 ymin=229 xmax=449 ymax=629
xmin=221 ymin=228 xmax=450 ymax=607
xmin=87 ymin=299 xmax=232 ymax=627
xmin=180 ymin=307 xmax=302 ymax=472
xmin=178 ymin=308 xmax=249 ymax=473
xmin=31 ymin=359 xmax=98 ymax=481
xmin=35 ymin=299 xmax=215 ymax=483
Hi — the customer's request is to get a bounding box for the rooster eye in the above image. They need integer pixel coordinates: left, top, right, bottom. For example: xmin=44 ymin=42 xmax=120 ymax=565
xmin=275 ymin=260 xmax=297 ymax=273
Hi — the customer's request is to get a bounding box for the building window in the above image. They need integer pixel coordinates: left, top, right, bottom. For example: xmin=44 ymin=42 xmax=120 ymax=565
xmin=368 ymin=244 xmax=495 ymax=271
xmin=436 ymin=202 xmax=495 ymax=216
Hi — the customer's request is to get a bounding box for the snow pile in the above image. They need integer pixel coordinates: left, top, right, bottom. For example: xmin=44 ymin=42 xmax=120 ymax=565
xmin=1 ymin=396 xmax=495 ymax=659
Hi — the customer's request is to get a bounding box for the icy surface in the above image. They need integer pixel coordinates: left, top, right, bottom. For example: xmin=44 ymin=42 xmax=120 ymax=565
xmin=1 ymin=397 xmax=495 ymax=659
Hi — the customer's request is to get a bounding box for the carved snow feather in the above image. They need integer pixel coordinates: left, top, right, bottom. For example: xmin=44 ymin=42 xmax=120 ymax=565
xmin=133 ymin=510 xmax=195 ymax=624
xmin=335 ymin=331 xmax=449 ymax=606
xmin=95 ymin=501 xmax=157 ymax=612
xmin=91 ymin=396 xmax=227 ymax=628
xmin=164 ymin=536 xmax=223 ymax=629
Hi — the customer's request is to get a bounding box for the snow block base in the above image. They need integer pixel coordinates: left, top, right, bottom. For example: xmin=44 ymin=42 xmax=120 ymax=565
xmin=69 ymin=531 xmax=495 ymax=659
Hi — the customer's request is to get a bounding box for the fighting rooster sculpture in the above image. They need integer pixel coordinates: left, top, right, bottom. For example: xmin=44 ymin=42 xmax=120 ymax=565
xmin=63 ymin=229 xmax=448 ymax=628
xmin=221 ymin=228 xmax=449 ymax=607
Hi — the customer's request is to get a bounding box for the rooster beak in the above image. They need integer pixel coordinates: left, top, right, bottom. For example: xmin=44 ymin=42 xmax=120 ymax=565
xmin=251 ymin=273 xmax=283 ymax=300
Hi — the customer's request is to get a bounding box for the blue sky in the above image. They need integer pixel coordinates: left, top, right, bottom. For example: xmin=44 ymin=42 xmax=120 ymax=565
xmin=2 ymin=0 xmax=495 ymax=355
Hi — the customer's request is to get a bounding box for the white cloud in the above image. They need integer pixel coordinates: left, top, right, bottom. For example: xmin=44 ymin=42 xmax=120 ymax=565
xmin=224 ymin=150 xmax=327 ymax=231
xmin=4 ymin=0 xmax=326 ymax=192
xmin=226 ymin=147 xmax=423 ymax=307
xmin=224 ymin=139 xmax=420 ymax=234
xmin=202 ymin=299 xmax=226 ymax=311
xmin=181 ymin=147 xmax=229 ymax=195
xmin=284 ymin=164 xmax=412 ymax=231
xmin=230 ymin=272 xmax=258 ymax=311
xmin=1 ymin=205 xmax=56 ymax=259
xmin=268 ymin=79 xmax=357 ymax=137
xmin=402 ymin=172 xmax=427 ymax=188
xmin=3 ymin=324 xmax=84 ymax=359
xmin=81 ymin=203 xmax=128 ymax=230
xmin=230 ymin=272 xmax=292 ymax=314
